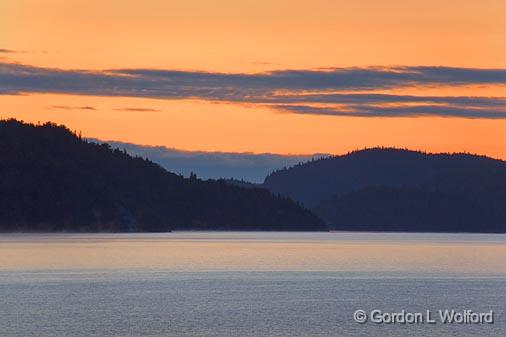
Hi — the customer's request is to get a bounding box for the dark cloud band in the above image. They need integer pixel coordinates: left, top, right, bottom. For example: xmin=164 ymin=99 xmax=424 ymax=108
xmin=1 ymin=62 xmax=506 ymax=118
xmin=273 ymin=104 xmax=506 ymax=119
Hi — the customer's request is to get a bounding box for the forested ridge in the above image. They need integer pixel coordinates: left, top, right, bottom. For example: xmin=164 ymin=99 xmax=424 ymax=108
xmin=0 ymin=119 xmax=325 ymax=232
xmin=264 ymin=148 xmax=506 ymax=232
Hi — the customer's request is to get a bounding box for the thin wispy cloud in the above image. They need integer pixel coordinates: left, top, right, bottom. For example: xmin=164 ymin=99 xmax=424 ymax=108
xmin=1 ymin=62 xmax=506 ymax=119
xmin=263 ymin=93 xmax=506 ymax=107
xmin=0 ymin=49 xmax=45 ymax=54
xmin=114 ymin=107 xmax=161 ymax=112
xmin=50 ymin=105 xmax=96 ymax=110
xmin=273 ymin=104 xmax=506 ymax=119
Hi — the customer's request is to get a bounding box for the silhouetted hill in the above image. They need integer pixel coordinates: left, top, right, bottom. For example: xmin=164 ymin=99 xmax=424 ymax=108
xmin=263 ymin=148 xmax=506 ymax=232
xmin=0 ymin=119 xmax=325 ymax=232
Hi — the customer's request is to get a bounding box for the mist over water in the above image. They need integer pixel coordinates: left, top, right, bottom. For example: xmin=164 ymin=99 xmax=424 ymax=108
xmin=1 ymin=232 xmax=505 ymax=336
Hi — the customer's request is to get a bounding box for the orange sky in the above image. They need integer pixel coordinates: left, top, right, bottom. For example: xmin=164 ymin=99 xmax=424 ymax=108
xmin=1 ymin=0 xmax=506 ymax=158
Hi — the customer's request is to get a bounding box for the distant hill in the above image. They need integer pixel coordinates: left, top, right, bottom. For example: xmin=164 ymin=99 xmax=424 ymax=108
xmin=263 ymin=148 xmax=506 ymax=232
xmin=220 ymin=178 xmax=261 ymax=189
xmin=90 ymin=138 xmax=323 ymax=183
xmin=0 ymin=119 xmax=325 ymax=232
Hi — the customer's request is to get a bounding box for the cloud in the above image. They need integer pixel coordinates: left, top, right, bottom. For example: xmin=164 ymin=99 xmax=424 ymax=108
xmin=89 ymin=138 xmax=323 ymax=183
xmin=263 ymin=93 xmax=506 ymax=107
xmin=50 ymin=105 xmax=96 ymax=110
xmin=113 ymin=107 xmax=161 ymax=112
xmin=1 ymin=62 xmax=506 ymax=118
xmin=0 ymin=49 xmax=46 ymax=54
xmin=273 ymin=104 xmax=506 ymax=119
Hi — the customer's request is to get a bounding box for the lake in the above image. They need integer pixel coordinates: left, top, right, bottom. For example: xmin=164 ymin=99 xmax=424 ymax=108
xmin=0 ymin=232 xmax=505 ymax=336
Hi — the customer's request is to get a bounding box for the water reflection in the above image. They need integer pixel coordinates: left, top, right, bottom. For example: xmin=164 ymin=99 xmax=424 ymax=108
xmin=1 ymin=232 xmax=505 ymax=275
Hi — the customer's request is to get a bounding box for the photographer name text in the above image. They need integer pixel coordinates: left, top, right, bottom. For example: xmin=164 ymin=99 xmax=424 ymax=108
xmin=353 ymin=309 xmax=494 ymax=324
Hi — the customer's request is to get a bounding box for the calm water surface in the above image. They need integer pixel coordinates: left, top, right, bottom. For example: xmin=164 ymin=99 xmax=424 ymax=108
xmin=0 ymin=232 xmax=505 ymax=336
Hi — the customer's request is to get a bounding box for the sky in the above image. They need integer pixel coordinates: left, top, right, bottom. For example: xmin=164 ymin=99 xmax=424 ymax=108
xmin=1 ymin=0 xmax=506 ymax=160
